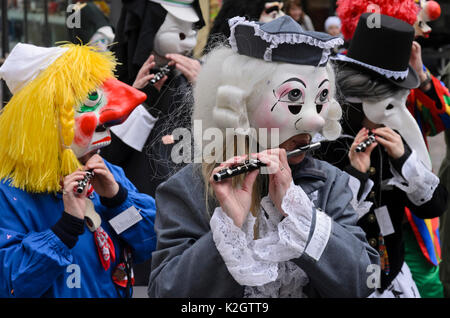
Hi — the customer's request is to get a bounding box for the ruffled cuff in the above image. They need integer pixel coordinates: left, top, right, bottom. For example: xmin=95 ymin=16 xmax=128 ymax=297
xmin=210 ymin=207 xmax=278 ymax=286
xmin=347 ymin=174 xmax=374 ymax=219
xmin=387 ymin=150 xmax=440 ymax=206
xmin=251 ymin=182 xmax=313 ymax=263
xmin=304 ymin=209 xmax=332 ymax=261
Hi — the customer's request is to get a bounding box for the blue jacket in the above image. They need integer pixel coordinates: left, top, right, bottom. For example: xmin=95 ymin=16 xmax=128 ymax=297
xmin=0 ymin=160 xmax=156 ymax=298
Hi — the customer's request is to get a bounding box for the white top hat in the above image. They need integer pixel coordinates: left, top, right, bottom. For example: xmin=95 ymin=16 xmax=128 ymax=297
xmin=149 ymin=0 xmax=200 ymax=23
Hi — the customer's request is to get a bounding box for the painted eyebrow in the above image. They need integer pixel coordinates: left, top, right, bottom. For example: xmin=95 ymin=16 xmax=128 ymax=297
xmin=318 ymin=79 xmax=329 ymax=88
xmin=282 ymin=78 xmax=307 ymax=88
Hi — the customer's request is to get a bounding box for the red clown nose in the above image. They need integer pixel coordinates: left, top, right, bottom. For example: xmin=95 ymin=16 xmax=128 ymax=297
xmin=99 ymin=78 xmax=147 ymax=127
xmin=424 ymin=1 xmax=441 ymax=21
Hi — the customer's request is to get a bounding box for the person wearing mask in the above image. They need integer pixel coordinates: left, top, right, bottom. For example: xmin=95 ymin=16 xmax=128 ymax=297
xmin=0 ymin=43 xmax=157 ymax=297
xmin=149 ymin=15 xmax=379 ymax=298
xmin=337 ymin=0 xmax=448 ymax=298
xmin=318 ymin=13 xmax=448 ymax=297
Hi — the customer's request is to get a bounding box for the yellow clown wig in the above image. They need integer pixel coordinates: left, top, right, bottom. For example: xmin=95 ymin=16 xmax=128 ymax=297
xmin=0 ymin=44 xmax=116 ymax=193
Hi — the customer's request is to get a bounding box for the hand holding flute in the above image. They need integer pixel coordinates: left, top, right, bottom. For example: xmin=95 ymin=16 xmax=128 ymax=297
xmin=213 ymin=142 xmax=321 ymax=182
xmin=76 ymin=170 xmax=94 ymax=194
xmin=349 ymin=128 xmax=378 ymax=173
xmin=210 ymin=147 xmax=301 ymax=227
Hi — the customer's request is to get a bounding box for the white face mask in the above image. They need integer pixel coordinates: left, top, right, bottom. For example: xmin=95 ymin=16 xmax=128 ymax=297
xmin=153 ymin=12 xmax=198 ymax=57
xmin=248 ymin=64 xmax=341 ymax=146
xmin=361 ymin=89 xmax=432 ymax=169
xmin=89 ymin=26 xmax=115 ymax=52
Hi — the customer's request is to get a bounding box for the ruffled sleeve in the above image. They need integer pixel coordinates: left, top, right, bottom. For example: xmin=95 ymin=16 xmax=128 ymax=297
xmin=210 ymin=207 xmax=278 ymax=286
xmin=387 ymin=150 xmax=440 ymax=206
xmin=252 ymin=182 xmax=314 ymax=262
xmin=210 ymin=182 xmax=330 ymax=287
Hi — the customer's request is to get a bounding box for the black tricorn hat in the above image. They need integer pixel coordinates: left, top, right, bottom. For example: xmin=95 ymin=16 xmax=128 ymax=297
xmin=332 ymin=13 xmax=419 ymax=89
xmin=229 ymin=15 xmax=343 ymax=67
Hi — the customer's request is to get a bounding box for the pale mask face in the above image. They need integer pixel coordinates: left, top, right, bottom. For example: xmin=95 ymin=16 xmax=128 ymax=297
xmin=248 ymin=64 xmax=340 ymax=147
xmin=71 ymin=79 xmax=146 ymax=158
xmin=153 ymin=12 xmax=198 ymax=57
xmin=414 ymin=0 xmax=441 ymax=38
xmin=259 ymin=2 xmax=285 ymax=23
xmin=361 ymin=89 xmax=432 ymax=169
xmin=89 ymin=26 xmax=115 ymax=52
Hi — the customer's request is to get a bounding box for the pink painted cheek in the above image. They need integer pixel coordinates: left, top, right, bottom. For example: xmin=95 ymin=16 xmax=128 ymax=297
xmin=252 ymin=98 xmax=290 ymax=130
xmin=74 ymin=114 xmax=98 ymax=147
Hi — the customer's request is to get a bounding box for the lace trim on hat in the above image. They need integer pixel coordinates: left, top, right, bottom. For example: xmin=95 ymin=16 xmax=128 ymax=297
xmin=229 ymin=16 xmax=344 ymax=66
xmin=331 ymin=54 xmax=409 ymax=80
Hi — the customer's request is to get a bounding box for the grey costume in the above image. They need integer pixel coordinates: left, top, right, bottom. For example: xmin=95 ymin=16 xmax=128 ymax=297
xmin=148 ymin=156 xmax=380 ymax=297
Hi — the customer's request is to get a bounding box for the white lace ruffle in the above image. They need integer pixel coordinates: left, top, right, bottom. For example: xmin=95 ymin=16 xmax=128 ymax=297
xmin=331 ymin=54 xmax=409 ymax=80
xmin=252 ymin=185 xmax=313 ymax=262
xmin=387 ymin=150 xmax=440 ymax=206
xmin=228 ymin=16 xmax=343 ymax=65
xmin=244 ymin=262 xmax=309 ymax=298
xmin=348 ymin=175 xmax=374 ymax=220
xmin=210 ymin=208 xmax=278 ymax=286
xmin=210 ymin=182 xmax=315 ymax=295
xmin=304 ymin=210 xmax=332 ymax=261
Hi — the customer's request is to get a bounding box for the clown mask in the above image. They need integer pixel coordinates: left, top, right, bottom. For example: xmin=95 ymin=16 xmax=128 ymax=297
xmin=153 ymin=12 xmax=198 ymax=57
xmin=71 ymin=78 xmax=146 ymax=158
xmin=414 ymin=0 xmax=441 ymax=38
xmin=361 ymin=89 xmax=432 ymax=169
xmin=248 ymin=63 xmax=341 ymax=147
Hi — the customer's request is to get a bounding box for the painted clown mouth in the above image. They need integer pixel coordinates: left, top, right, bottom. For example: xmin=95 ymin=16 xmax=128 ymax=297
xmin=92 ymin=136 xmax=112 ymax=146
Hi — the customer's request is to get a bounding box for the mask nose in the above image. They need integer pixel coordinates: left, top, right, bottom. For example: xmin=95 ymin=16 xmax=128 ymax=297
xmin=99 ymin=78 xmax=147 ymax=126
xmin=296 ymin=113 xmax=325 ymax=132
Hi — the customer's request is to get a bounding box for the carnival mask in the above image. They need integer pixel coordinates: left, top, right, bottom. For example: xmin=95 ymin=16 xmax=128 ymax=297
xmin=259 ymin=2 xmax=285 ymax=23
xmin=414 ymin=0 xmax=441 ymax=38
xmin=89 ymin=26 xmax=115 ymax=52
xmin=248 ymin=63 xmax=341 ymax=147
xmin=71 ymin=79 xmax=146 ymax=158
xmin=361 ymin=89 xmax=432 ymax=169
xmin=153 ymin=12 xmax=198 ymax=57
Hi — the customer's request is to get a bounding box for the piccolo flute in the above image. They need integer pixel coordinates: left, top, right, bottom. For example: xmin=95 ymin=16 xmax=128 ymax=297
xmin=213 ymin=142 xmax=321 ymax=182
xmin=76 ymin=170 xmax=94 ymax=194
xmin=150 ymin=64 xmax=174 ymax=85
xmin=355 ymin=132 xmax=376 ymax=153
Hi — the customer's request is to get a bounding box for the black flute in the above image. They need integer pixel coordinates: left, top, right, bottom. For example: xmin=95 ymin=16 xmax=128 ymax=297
xmin=76 ymin=170 xmax=94 ymax=194
xmin=213 ymin=142 xmax=321 ymax=182
xmin=355 ymin=132 xmax=376 ymax=153
xmin=150 ymin=64 xmax=174 ymax=85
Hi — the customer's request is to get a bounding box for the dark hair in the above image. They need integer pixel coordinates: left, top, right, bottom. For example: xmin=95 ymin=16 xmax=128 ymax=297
xmin=283 ymin=0 xmax=305 ymax=25
xmin=332 ymin=62 xmax=402 ymax=135
xmin=333 ymin=62 xmax=401 ymax=103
